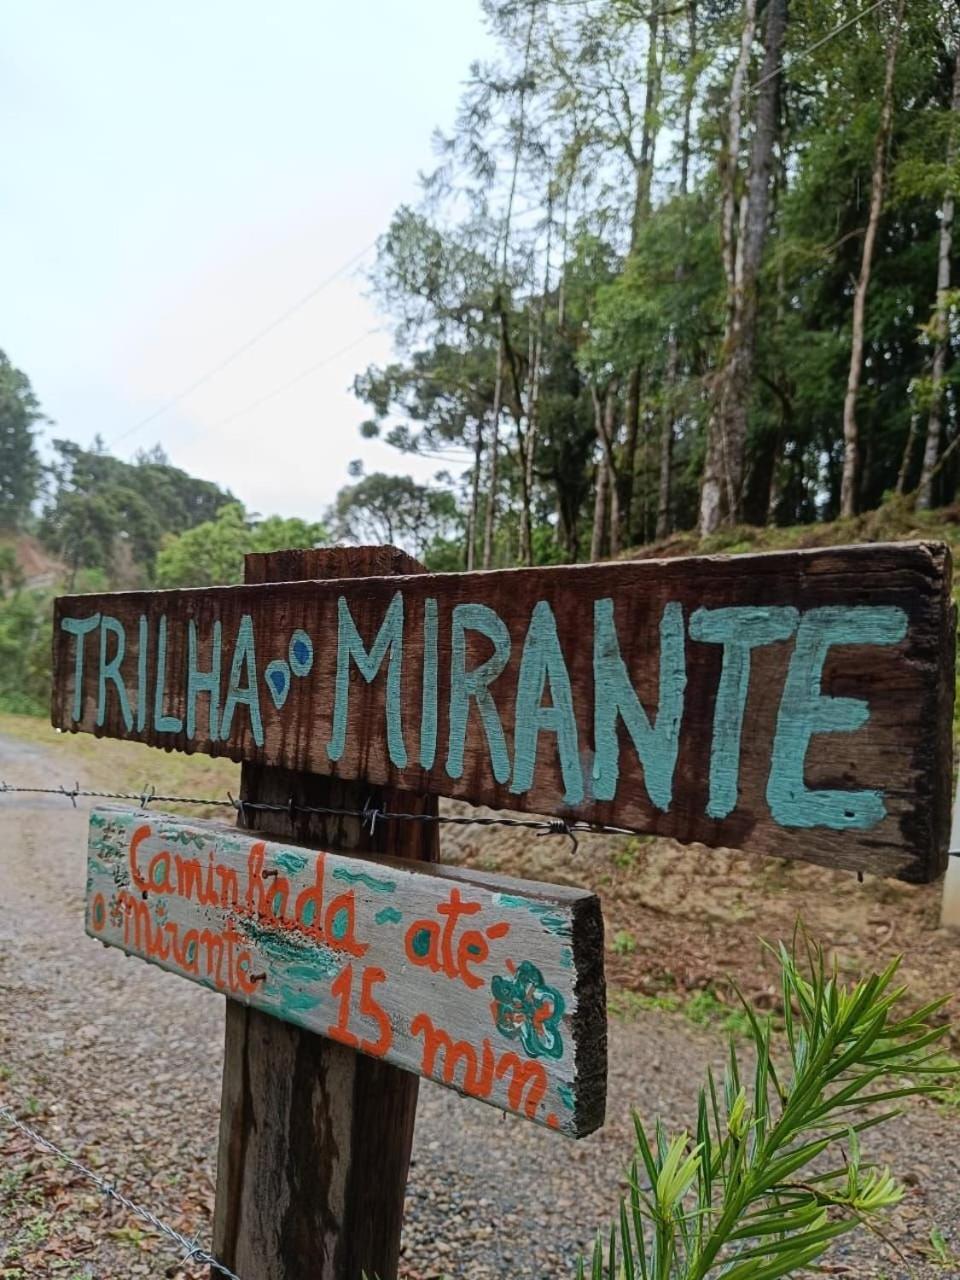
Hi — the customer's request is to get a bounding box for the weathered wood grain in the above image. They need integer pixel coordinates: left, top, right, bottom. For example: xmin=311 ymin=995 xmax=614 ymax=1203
xmin=212 ymin=545 xmax=440 ymax=1280
xmin=86 ymin=806 xmax=605 ymax=1136
xmin=53 ymin=541 xmax=955 ymax=881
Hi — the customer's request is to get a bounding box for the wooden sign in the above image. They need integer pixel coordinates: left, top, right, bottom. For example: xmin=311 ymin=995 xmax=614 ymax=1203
xmin=55 ymin=541 xmax=955 ymax=882
xmin=85 ymin=806 xmax=606 ymax=1137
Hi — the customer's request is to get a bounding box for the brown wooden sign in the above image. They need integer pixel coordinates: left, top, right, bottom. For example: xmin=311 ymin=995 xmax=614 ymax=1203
xmin=86 ymin=807 xmax=605 ymax=1137
xmin=53 ymin=541 xmax=955 ymax=882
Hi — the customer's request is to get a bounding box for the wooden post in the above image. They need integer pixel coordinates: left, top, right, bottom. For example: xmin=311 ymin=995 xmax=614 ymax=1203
xmin=211 ymin=546 xmax=438 ymax=1280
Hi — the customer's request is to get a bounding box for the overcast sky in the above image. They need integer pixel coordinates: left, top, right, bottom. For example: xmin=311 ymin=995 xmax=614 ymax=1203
xmin=2 ymin=1 xmax=491 ymax=519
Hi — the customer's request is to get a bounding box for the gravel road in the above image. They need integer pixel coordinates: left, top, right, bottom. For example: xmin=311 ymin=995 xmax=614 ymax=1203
xmin=0 ymin=733 xmax=958 ymax=1279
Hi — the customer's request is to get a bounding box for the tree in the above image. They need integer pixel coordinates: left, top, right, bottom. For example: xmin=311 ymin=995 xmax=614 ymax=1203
xmin=917 ymin=38 xmax=960 ymax=508
xmin=840 ymin=0 xmax=907 ymax=518
xmin=154 ymin=503 xmax=328 ymax=588
xmin=328 ymin=472 xmax=462 ymax=564
xmin=357 ymin=0 xmax=956 ymax=561
xmin=699 ymin=0 xmax=788 ymax=535
xmin=0 ymin=351 xmax=43 ymax=531
xmin=41 ymin=439 xmax=233 ymax=583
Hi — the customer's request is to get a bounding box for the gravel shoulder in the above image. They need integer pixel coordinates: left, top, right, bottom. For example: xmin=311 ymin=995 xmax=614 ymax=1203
xmin=0 ymin=730 xmax=958 ymax=1279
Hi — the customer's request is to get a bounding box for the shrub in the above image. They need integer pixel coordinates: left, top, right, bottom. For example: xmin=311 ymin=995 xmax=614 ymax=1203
xmin=581 ymin=937 xmax=954 ymax=1279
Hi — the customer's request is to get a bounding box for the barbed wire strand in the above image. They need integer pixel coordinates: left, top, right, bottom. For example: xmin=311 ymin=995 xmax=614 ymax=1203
xmin=0 ymin=1104 xmax=243 ymax=1280
xmin=3 ymin=779 xmax=958 ymax=860
xmin=0 ymin=780 xmax=654 ymax=854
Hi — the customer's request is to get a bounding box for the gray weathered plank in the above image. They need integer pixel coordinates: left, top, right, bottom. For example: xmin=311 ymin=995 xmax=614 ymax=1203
xmin=86 ymin=806 xmax=606 ymax=1137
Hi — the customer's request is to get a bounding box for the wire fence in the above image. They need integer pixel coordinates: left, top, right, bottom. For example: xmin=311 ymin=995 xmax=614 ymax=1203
xmin=0 ymin=780 xmax=651 ymax=855
xmin=0 ymin=1103 xmax=243 ymax=1280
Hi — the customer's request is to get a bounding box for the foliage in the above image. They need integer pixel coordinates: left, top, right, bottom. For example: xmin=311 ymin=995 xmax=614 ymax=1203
xmin=0 ymin=589 xmax=52 ymax=715
xmin=353 ymin=0 xmax=960 ymax=558
xmin=327 ymin=471 xmax=463 ymax=564
xmin=154 ymin=502 xmax=329 ymax=588
xmin=40 ymin=440 xmax=234 ymax=583
xmin=581 ymin=938 xmax=954 ymax=1280
xmin=0 ymin=351 xmax=43 ymax=532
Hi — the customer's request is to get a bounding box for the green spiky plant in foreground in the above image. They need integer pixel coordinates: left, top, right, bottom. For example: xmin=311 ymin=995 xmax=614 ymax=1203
xmin=580 ymin=939 xmax=955 ymax=1280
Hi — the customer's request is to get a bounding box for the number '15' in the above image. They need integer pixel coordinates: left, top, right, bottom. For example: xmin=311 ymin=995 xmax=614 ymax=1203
xmin=328 ymin=964 xmax=392 ymax=1057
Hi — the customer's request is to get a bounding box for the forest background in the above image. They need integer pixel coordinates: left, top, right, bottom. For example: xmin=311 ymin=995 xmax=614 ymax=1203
xmin=3 ymin=0 xmax=960 ymax=715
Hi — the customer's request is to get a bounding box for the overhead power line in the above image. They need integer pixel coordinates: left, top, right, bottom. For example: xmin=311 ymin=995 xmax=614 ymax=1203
xmin=208 ymin=328 xmax=378 ymax=431
xmin=752 ymin=0 xmax=887 ymax=93
xmin=111 ymin=238 xmax=378 ymax=448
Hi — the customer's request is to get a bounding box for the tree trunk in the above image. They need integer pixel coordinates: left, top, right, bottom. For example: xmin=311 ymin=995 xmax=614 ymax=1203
xmin=482 ymin=341 xmax=504 ymax=569
xmin=591 ymin=456 xmax=608 ymax=562
xmin=467 ymin=417 xmax=484 ymax=570
xmin=633 ymin=5 xmax=662 ymax=237
xmin=917 ymin=42 xmax=960 ymax=510
xmin=840 ymin=0 xmax=906 ymax=518
xmin=592 ymin=384 xmax=621 ymax=558
xmin=657 ymin=339 xmax=678 ymax=540
xmin=714 ymin=0 xmax=787 ymax=530
xmin=620 ymin=366 xmax=641 ymax=541
xmin=896 ymin=410 xmax=921 ymax=495
xmin=517 ymin=319 xmax=536 ymax=568
xmin=622 ymin=9 xmax=663 ymax=545
xmin=605 ymin=390 xmax=621 ymax=556
xmin=698 ymin=0 xmax=758 ymax=535
xmin=679 ymin=1 xmax=697 ymax=197
xmin=658 ymin=0 xmax=698 ymax=541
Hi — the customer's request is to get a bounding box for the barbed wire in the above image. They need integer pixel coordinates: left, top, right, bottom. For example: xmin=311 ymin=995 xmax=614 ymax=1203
xmin=0 ymin=1103 xmax=243 ymax=1280
xmin=8 ymin=779 xmax=945 ymax=863
xmin=0 ymin=780 xmax=651 ymax=854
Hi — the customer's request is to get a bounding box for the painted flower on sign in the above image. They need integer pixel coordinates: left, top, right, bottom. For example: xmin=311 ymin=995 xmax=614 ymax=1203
xmin=491 ymin=960 xmax=565 ymax=1060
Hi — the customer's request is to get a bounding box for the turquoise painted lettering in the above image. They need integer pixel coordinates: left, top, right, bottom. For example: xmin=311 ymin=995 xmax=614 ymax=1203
xmin=511 ymin=600 xmax=583 ymax=804
xmin=420 ymin=597 xmax=439 ymax=770
xmin=446 ymin=603 xmax=511 ymax=785
xmin=60 ymin=614 xmax=100 ymax=721
xmin=136 ymin=615 xmax=148 ymax=732
xmin=153 ymin=616 xmax=183 ymax=734
xmin=328 ymin=591 xmax=406 ymax=767
xmin=593 ymin=599 xmax=686 ymax=809
xmin=766 ymin=606 xmax=908 ymax=829
xmin=220 ymin=614 xmax=264 ymax=746
xmin=186 ymin=618 xmax=222 ymax=740
xmin=690 ymin=606 xmax=798 ymax=819
xmin=97 ymin=616 xmax=133 ymax=731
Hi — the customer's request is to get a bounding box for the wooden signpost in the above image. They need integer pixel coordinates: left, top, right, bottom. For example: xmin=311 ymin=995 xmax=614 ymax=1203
xmin=85 ymin=806 xmax=605 ymax=1136
xmin=56 ymin=539 xmax=957 ymax=1279
xmin=55 ymin=540 xmax=954 ymax=881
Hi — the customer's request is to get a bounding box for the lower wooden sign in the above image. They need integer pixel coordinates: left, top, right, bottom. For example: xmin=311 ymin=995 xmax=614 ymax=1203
xmin=86 ymin=807 xmax=606 ymax=1137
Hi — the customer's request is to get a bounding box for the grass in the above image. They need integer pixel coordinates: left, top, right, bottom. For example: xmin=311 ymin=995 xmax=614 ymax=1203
xmin=622 ymin=493 xmax=960 ymax=562
xmin=0 ymin=712 xmax=239 ymax=817
xmin=609 ymin=985 xmax=755 ymax=1038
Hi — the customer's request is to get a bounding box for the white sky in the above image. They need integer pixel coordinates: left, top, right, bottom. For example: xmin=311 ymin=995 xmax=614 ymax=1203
xmin=2 ymin=1 xmax=492 ymax=520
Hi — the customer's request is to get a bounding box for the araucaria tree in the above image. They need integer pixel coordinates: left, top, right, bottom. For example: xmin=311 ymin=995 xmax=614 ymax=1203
xmin=351 ymin=0 xmax=958 ymax=567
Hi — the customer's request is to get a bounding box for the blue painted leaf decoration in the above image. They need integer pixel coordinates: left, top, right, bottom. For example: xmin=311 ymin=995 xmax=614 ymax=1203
xmin=490 ymin=960 xmax=565 ymax=1060
xmin=289 ymin=629 xmax=314 ymax=677
xmin=265 ymin=659 xmax=291 ymax=709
